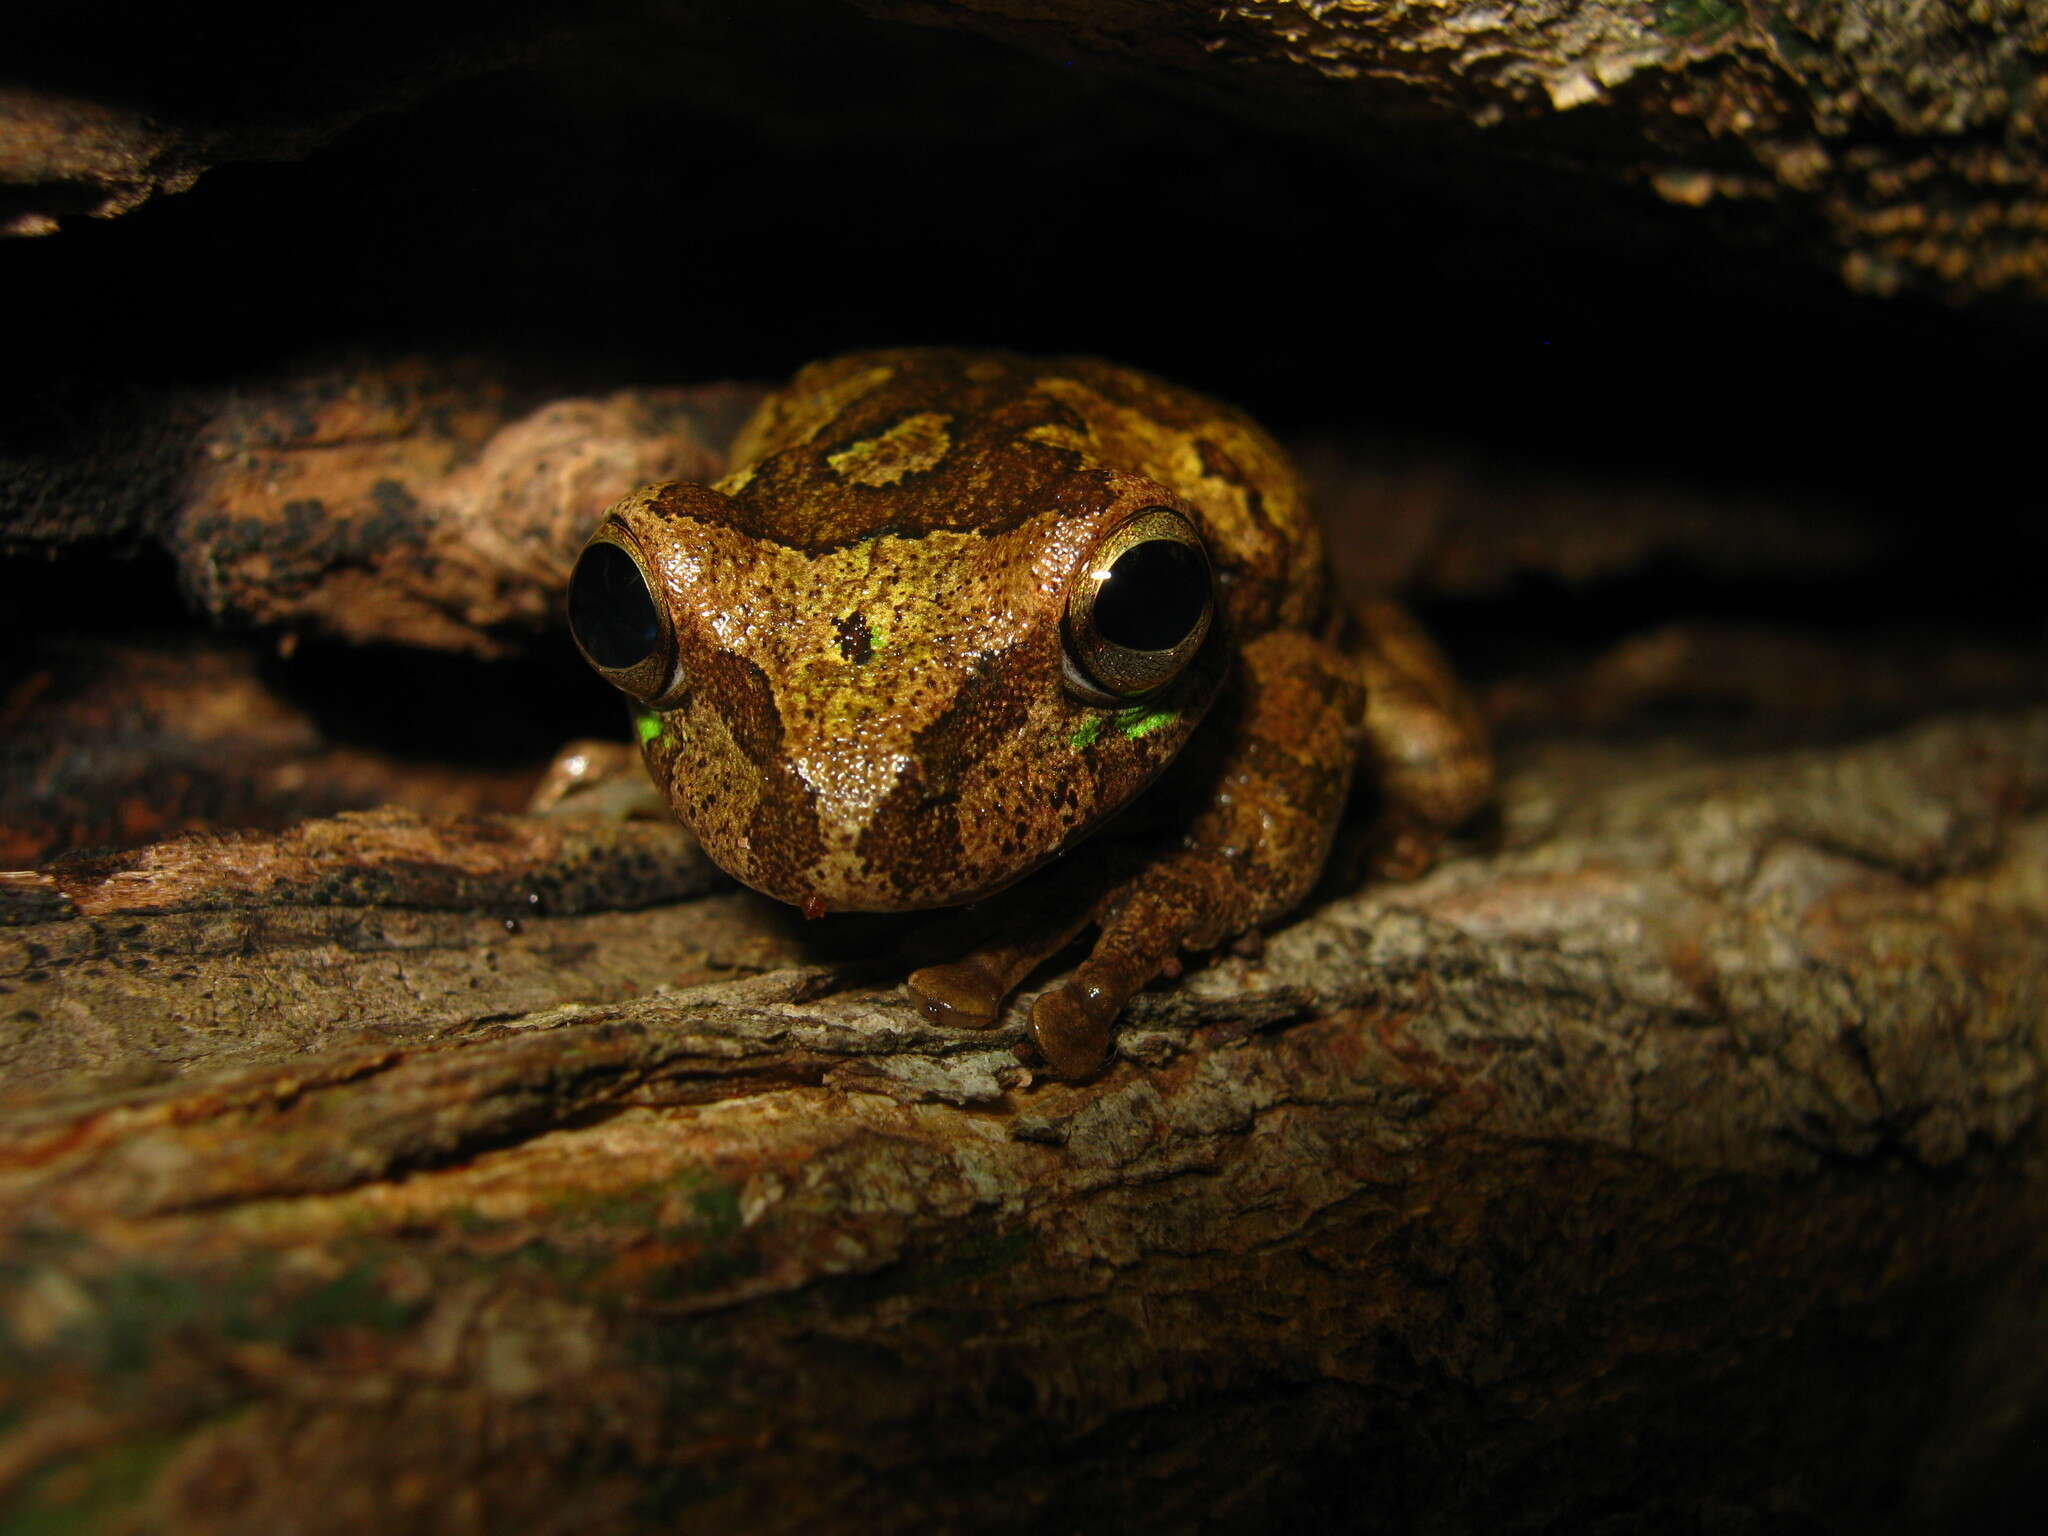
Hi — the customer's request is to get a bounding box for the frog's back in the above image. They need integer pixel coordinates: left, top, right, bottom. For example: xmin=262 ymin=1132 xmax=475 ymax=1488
xmin=722 ymin=349 xmax=1329 ymax=636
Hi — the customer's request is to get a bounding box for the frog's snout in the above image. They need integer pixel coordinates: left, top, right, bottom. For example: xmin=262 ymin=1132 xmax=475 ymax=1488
xmin=741 ymin=756 xmax=1023 ymax=916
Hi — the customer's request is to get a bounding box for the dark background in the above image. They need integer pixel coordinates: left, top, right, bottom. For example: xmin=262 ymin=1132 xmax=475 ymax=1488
xmin=8 ymin=1 xmax=2035 ymax=479
xmin=3 ymin=0 xmax=2040 ymax=756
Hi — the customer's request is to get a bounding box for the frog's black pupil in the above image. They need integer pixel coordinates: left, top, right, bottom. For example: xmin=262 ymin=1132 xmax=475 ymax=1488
xmin=1093 ymin=539 xmax=1207 ymax=652
xmin=569 ymin=543 xmax=659 ymax=669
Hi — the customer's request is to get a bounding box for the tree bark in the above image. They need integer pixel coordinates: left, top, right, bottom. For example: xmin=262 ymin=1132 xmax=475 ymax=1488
xmin=6 ymin=1 xmax=2045 ymax=303
xmin=864 ymin=0 xmax=2048 ymax=299
xmin=3 ymin=704 xmax=2044 ymax=1531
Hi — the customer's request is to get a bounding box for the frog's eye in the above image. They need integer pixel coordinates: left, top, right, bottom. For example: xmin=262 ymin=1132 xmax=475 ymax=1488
xmin=1063 ymin=508 xmax=1214 ymax=702
xmin=568 ymin=535 xmax=675 ymax=702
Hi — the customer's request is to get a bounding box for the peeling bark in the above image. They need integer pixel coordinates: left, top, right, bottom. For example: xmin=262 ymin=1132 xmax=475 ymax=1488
xmin=2 ymin=707 xmax=2043 ymax=1530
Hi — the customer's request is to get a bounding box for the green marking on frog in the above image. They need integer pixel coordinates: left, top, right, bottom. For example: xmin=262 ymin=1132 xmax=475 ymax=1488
xmin=1071 ymin=705 xmax=1179 ymax=749
xmin=1115 ymin=705 xmax=1178 ymax=740
xmin=635 ymin=711 xmax=664 ymax=745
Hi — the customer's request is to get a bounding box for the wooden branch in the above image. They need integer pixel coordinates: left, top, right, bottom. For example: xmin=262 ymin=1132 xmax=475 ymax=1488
xmin=173 ymin=363 xmax=764 ymax=657
xmin=3 ymin=705 xmax=2043 ymax=1528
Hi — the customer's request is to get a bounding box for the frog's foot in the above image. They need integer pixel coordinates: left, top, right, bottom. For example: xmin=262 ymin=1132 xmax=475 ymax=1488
xmin=1028 ymin=979 xmax=1124 ymax=1079
xmin=1027 ymin=858 xmax=1239 ymax=1077
xmin=909 ymin=930 xmax=1081 ymax=1030
xmin=915 ymin=903 xmax=1176 ymax=1075
xmin=903 ymin=849 xmax=1142 ymax=1032
xmin=527 ymin=740 xmax=664 ymax=818
xmin=1367 ymin=819 xmax=1449 ymax=882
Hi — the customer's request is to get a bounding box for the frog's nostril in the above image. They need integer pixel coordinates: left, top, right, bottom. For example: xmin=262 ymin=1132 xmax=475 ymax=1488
xmin=570 ymin=542 xmax=660 ymax=670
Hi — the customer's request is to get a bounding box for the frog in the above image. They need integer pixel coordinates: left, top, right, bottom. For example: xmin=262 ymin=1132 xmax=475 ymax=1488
xmin=564 ymin=349 xmax=1492 ymax=1076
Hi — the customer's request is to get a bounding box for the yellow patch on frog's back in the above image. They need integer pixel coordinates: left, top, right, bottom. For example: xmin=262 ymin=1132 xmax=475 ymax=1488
xmin=1023 ymin=372 xmax=1322 ymax=628
xmin=1024 ymin=377 xmax=1297 ymax=532
xmin=825 ymin=412 xmax=954 ymax=487
xmin=723 ymin=361 xmax=899 ymax=486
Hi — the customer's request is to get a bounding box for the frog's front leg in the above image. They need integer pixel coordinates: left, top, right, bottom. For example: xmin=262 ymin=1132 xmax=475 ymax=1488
xmin=913 ymin=627 xmax=1367 ymax=1076
xmin=903 ymin=858 xmax=1125 ymax=1031
xmin=1029 ymin=628 xmax=1371 ymax=1074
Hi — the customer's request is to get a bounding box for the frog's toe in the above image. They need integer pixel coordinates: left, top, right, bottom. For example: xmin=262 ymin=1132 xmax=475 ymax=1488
xmin=1369 ymin=820 xmax=1446 ymax=882
xmin=528 ymin=740 xmax=666 ymax=819
xmin=903 ymin=899 xmax=1099 ymax=1033
xmin=1028 ymin=986 xmax=1118 ymax=1079
xmin=905 ymin=959 xmax=1007 ymax=1029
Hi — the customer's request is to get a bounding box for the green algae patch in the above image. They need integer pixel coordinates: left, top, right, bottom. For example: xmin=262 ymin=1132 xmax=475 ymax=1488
xmin=1070 ymin=715 xmax=1103 ymax=750
xmin=688 ymin=1181 xmax=744 ymax=1239
xmin=32 ymin=1257 xmax=423 ymax=1380
xmin=543 ymin=1172 xmax=747 ymax=1242
xmin=268 ymin=1264 xmax=421 ymax=1346
xmin=1654 ymin=0 xmax=1740 ymax=37
xmin=3 ymin=1434 xmax=181 ymax=1536
xmin=919 ymin=1221 xmax=1033 ymax=1289
xmin=63 ymin=1262 xmax=271 ymax=1378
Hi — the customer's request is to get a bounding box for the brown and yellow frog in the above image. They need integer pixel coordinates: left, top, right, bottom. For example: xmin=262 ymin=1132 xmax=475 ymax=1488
xmin=566 ymin=349 xmax=1491 ymax=1075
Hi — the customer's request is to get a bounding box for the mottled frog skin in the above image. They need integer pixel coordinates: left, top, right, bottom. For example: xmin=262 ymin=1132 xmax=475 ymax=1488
xmin=568 ymin=349 xmax=1491 ymax=1075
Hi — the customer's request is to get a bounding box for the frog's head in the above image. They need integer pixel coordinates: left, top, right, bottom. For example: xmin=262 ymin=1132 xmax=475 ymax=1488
xmin=567 ymin=468 xmax=1228 ymax=914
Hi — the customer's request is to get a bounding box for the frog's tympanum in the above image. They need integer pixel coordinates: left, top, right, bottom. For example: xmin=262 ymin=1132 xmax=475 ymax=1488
xmin=567 ymin=350 xmax=1491 ymax=1076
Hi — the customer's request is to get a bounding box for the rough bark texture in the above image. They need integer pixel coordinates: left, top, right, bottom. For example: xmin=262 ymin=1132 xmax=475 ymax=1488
xmin=0 ymin=638 xmax=561 ymax=866
xmin=3 ymin=701 xmax=2044 ymax=1530
xmin=0 ymin=361 xmax=762 ymax=658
